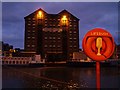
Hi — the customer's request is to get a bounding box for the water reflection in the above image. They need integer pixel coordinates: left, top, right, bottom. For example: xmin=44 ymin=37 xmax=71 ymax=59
xmin=2 ymin=66 xmax=119 ymax=89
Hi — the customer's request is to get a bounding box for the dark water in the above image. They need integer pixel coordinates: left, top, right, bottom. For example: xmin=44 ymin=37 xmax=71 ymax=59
xmin=2 ymin=66 xmax=120 ymax=89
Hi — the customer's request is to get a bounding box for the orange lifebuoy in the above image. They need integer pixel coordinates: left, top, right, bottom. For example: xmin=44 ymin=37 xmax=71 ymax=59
xmin=82 ymin=28 xmax=115 ymax=61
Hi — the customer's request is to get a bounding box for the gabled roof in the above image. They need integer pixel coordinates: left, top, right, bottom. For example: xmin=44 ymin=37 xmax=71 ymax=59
xmin=24 ymin=8 xmax=79 ymax=20
xmin=24 ymin=8 xmax=47 ymax=19
xmin=58 ymin=9 xmax=79 ymax=20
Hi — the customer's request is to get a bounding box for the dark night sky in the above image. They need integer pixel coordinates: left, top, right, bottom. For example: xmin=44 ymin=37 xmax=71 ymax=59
xmin=2 ymin=2 xmax=118 ymax=49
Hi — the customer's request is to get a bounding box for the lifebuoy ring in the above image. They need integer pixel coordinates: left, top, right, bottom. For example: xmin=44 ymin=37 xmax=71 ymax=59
xmin=82 ymin=28 xmax=115 ymax=61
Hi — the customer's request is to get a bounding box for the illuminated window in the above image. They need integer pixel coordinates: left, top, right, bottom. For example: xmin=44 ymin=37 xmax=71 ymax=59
xmin=33 ymin=20 xmax=36 ymax=23
xmin=70 ymin=45 xmax=72 ymax=47
xmin=74 ymin=25 xmax=77 ymax=27
xmin=27 ymin=45 xmax=30 ymax=47
xmin=58 ymin=37 xmax=60 ymax=39
xmin=74 ymin=19 xmax=76 ymax=21
xmin=33 ymin=18 xmax=35 ymax=20
xmin=61 ymin=15 xmax=68 ymax=26
xmin=32 ymin=37 xmax=35 ymax=39
xmin=45 ymin=24 xmax=47 ymax=26
xmin=32 ymin=24 xmax=35 ymax=26
xmin=32 ymin=45 xmax=35 ymax=47
xmin=28 ymin=24 xmax=31 ymax=26
xmin=27 ymin=37 xmax=30 ymax=39
xmin=45 ymin=37 xmax=47 ymax=39
xmin=74 ymin=31 xmax=76 ymax=33
xmin=49 ymin=37 xmax=52 ymax=39
xmin=28 ymin=30 xmax=30 ymax=32
xmin=28 ymin=21 xmax=31 ymax=23
xmin=49 ymin=45 xmax=52 ymax=47
xmin=69 ymin=19 xmax=72 ymax=21
xmin=32 ymin=30 xmax=35 ymax=32
xmin=44 ymin=45 xmax=47 ymax=47
xmin=74 ymin=45 xmax=77 ymax=47
xmin=69 ymin=31 xmax=72 ymax=33
xmin=37 ymin=11 xmax=43 ymax=19
xmin=57 ymin=45 xmax=60 ymax=47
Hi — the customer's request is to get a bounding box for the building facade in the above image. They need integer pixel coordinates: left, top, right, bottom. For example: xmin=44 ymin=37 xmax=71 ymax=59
xmin=24 ymin=8 xmax=79 ymax=61
xmin=2 ymin=41 xmax=13 ymax=57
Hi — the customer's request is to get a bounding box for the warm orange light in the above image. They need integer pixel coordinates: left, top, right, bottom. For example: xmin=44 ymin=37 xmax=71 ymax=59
xmin=9 ymin=49 xmax=13 ymax=52
xmin=62 ymin=15 xmax=67 ymax=21
xmin=37 ymin=11 xmax=43 ymax=19
xmin=61 ymin=15 xmax=68 ymax=25
xmin=14 ymin=50 xmax=16 ymax=52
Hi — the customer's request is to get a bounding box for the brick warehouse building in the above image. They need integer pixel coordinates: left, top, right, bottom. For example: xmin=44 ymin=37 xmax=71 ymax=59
xmin=24 ymin=8 xmax=79 ymax=62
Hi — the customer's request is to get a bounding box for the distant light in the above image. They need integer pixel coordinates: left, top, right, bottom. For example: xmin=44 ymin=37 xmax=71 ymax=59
xmin=14 ymin=50 xmax=16 ymax=52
